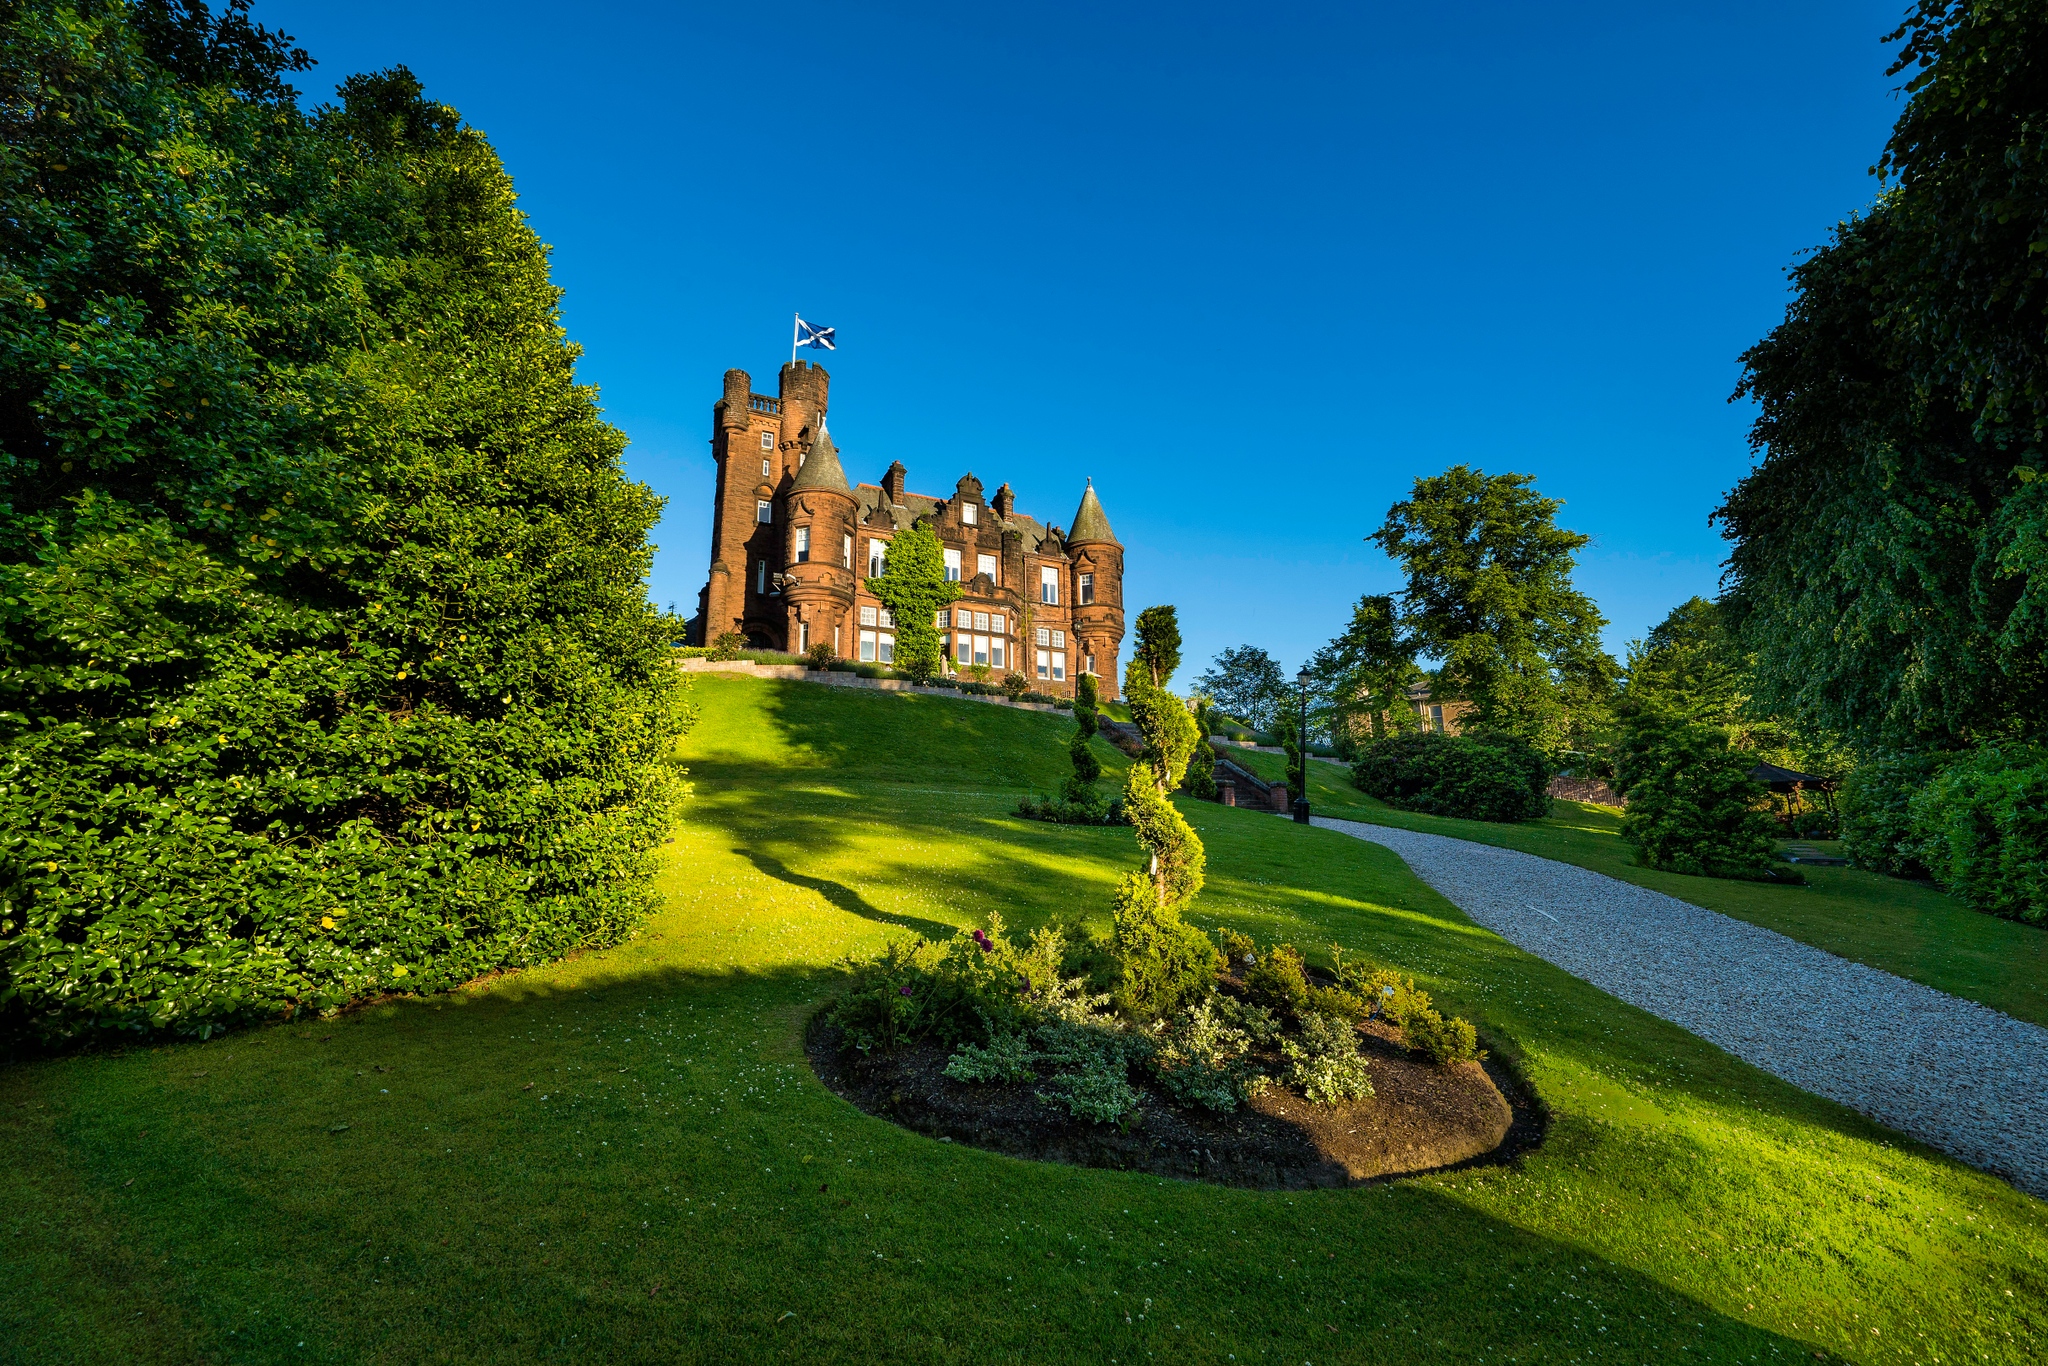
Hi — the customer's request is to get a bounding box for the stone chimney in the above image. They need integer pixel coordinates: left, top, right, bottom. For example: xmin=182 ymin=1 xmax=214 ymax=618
xmin=882 ymin=460 xmax=907 ymax=505
xmin=992 ymin=482 xmax=1015 ymax=519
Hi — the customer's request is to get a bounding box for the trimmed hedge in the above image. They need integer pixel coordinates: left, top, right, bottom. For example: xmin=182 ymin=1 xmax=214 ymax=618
xmin=1619 ymin=725 xmax=1796 ymax=882
xmin=1910 ymin=747 xmax=2048 ymax=925
xmin=1840 ymin=751 xmax=1943 ymax=878
xmin=0 ymin=11 xmax=690 ymax=1044
xmin=1348 ymin=731 xmax=1549 ymax=822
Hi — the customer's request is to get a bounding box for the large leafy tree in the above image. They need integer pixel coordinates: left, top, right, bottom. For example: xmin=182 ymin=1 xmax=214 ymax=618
xmin=1308 ymin=592 xmax=1421 ymax=743
xmin=864 ymin=518 xmax=959 ymax=685
xmin=0 ymin=2 xmax=690 ymax=1043
xmin=1371 ymin=465 xmax=1616 ymax=754
xmin=1194 ymin=644 xmax=1287 ymax=731
xmin=1717 ymin=0 xmax=2048 ymax=750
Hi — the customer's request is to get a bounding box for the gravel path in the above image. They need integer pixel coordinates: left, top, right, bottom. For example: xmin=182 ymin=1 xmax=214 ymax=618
xmin=1314 ymin=816 xmax=2048 ymax=1198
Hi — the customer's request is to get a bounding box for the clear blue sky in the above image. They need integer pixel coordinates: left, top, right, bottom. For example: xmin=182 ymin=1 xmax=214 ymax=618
xmin=263 ymin=0 xmax=1903 ymax=678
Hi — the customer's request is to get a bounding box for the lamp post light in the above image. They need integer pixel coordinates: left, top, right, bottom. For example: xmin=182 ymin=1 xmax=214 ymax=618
xmin=1292 ymin=664 xmax=1312 ymax=825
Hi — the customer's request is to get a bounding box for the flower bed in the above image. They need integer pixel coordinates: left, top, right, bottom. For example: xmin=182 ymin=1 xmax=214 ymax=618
xmin=807 ymin=919 xmax=1531 ymax=1189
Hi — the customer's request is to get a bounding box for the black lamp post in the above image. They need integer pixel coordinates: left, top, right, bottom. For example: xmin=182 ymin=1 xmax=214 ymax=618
xmin=1292 ymin=665 xmax=1312 ymax=825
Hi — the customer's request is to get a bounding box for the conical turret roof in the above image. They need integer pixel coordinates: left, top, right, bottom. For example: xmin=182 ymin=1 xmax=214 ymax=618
xmin=1069 ymin=479 xmax=1118 ymax=544
xmin=790 ymin=428 xmax=851 ymax=496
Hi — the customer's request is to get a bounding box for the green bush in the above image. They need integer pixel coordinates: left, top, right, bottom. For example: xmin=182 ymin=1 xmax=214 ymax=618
xmin=943 ymin=1032 xmax=1038 ymax=1084
xmin=827 ymin=915 xmax=1066 ymax=1053
xmin=1281 ymin=1012 xmax=1374 ymax=1104
xmin=1620 ymin=723 xmax=1800 ymax=882
xmin=1241 ymin=943 xmax=1310 ymax=1019
xmin=0 ymin=18 xmax=692 ymax=1045
xmin=1148 ymin=999 xmax=1268 ymax=1112
xmin=804 ymin=643 xmax=836 ymax=670
xmin=709 ymin=631 xmax=749 ymax=662
xmin=1349 ymin=731 xmax=1550 ymax=822
xmin=1405 ymin=1011 xmax=1484 ymax=1065
xmin=1033 ymin=1019 xmax=1153 ymax=1125
xmin=1909 ymin=747 xmax=2048 ymax=925
xmin=1840 ymin=751 xmax=1942 ymax=877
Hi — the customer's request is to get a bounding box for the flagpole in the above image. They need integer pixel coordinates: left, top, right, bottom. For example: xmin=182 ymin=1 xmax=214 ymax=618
xmin=790 ymin=312 xmax=799 ymax=366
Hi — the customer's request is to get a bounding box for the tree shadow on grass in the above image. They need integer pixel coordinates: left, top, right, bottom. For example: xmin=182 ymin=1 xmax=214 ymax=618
xmin=737 ymin=847 xmax=957 ymax=941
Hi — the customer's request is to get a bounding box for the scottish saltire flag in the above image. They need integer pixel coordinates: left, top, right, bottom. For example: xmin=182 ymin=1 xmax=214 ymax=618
xmin=794 ymin=316 xmax=836 ymax=350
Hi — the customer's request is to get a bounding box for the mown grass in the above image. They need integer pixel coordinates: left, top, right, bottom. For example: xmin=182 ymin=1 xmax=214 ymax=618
xmin=1 ymin=675 xmax=2041 ymax=1365
xmin=1226 ymin=747 xmax=2048 ymax=1028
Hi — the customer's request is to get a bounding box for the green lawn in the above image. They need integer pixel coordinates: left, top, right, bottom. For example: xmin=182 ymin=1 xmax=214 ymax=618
xmin=3 ymin=676 xmax=2042 ymax=1364
xmin=1226 ymin=748 xmax=2048 ymax=1028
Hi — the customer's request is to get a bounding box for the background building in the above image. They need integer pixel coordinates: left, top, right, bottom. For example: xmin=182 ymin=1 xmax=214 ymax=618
xmin=692 ymin=361 xmax=1125 ymax=698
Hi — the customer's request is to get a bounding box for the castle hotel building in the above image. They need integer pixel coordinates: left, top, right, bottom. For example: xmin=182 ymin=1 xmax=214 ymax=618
xmin=693 ymin=361 xmax=1126 ymax=699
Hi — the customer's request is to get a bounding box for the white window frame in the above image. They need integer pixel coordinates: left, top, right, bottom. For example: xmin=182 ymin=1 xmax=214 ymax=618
xmin=842 ymin=533 xmax=853 ymax=569
xmin=991 ymin=613 xmax=1005 ymax=634
xmin=956 ymin=636 xmax=972 ymax=665
xmin=1052 ymin=652 xmax=1066 ymax=682
xmin=798 ymin=620 xmax=809 ymax=652
xmin=878 ymin=607 xmax=894 ymax=628
xmin=973 ymin=635 xmax=990 ymax=666
xmin=1036 ymin=649 xmax=1050 ymax=680
xmin=973 ymin=611 xmax=989 ymax=631
xmin=1035 ymin=627 xmax=1051 ymax=647
xmin=859 ymin=605 xmax=877 ymax=626
xmin=760 ymin=430 xmax=775 ymax=451
xmin=991 ymin=639 xmax=1005 ymax=669
xmin=761 ymin=458 xmax=771 ymax=477
xmin=859 ymin=630 xmax=877 ymax=662
xmin=1052 ymin=630 xmax=1065 ymax=649
xmin=961 ymin=502 xmax=978 ymax=525
xmin=943 ymin=548 xmax=962 ymax=583
xmin=756 ymin=499 xmax=772 ymax=524
xmin=794 ymin=526 xmax=810 ymax=563
xmin=878 ymin=633 xmax=895 ymax=664
xmin=977 ymin=552 xmax=998 ymax=584
xmin=868 ymin=539 xmax=886 ymax=578
xmin=1079 ymin=572 xmax=1094 ymax=605
xmin=1040 ymin=565 xmax=1058 ymax=604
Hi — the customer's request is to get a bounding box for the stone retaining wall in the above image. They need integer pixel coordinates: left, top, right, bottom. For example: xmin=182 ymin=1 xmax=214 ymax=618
xmin=677 ymin=658 xmax=1068 ymax=713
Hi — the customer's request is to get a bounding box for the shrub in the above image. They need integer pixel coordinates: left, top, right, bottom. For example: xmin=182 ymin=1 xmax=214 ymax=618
xmin=1242 ymin=943 xmax=1310 ymax=1019
xmin=1786 ymin=807 xmax=1841 ymax=840
xmin=0 ymin=29 xmax=694 ymax=1045
xmin=1344 ymin=966 xmax=1433 ymax=1032
xmin=1349 ymin=732 xmax=1550 ymax=822
xmin=1305 ymin=985 xmax=1368 ymax=1022
xmin=1109 ymin=870 xmax=1220 ymax=1020
xmin=1405 ymin=1011 xmax=1484 ymax=1065
xmin=1621 ymin=723 xmax=1800 ymax=882
xmin=1909 ymin=747 xmax=2048 ymax=925
xmin=945 ymin=1032 xmax=1038 ymax=1084
xmin=1002 ymin=671 xmax=1029 ymax=700
xmin=827 ymin=914 xmax=1061 ymax=1053
xmin=1034 ymin=1018 xmax=1151 ymax=1124
xmin=1211 ymin=995 xmax=1284 ymax=1049
xmin=1281 ymin=1012 xmax=1374 ymax=1104
xmin=804 ymin=642 xmax=836 ymax=670
xmin=1840 ymin=751 xmax=1942 ymax=877
xmin=1216 ymin=927 xmax=1259 ymax=974
xmin=1014 ymin=792 xmax=1125 ymax=826
xmin=1149 ymin=999 xmax=1268 ymax=1112
xmin=709 ymin=631 xmax=749 ymax=662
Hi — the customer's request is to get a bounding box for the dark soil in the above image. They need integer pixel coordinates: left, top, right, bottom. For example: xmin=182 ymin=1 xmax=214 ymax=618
xmin=807 ymin=1016 xmax=1544 ymax=1190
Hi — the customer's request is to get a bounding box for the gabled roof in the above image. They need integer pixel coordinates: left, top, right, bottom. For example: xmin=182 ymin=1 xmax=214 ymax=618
xmin=1069 ymin=479 xmax=1118 ymax=545
xmin=789 ymin=430 xmax=851 ymax=496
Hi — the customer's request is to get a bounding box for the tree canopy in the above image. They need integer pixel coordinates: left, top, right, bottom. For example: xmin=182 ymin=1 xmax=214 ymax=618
xmin=1194 ymin=644 xmax=1288 ymax=731
xmin=1371 ymin=465 xmax=1616 ymax=754
xmin=1716 ymin=0 xmax=2048 ymax=750
xmin=0 ymin=1 xmax=690 ymax=1043
xmin=1308 ymin=591 xmax=1420 ymax=742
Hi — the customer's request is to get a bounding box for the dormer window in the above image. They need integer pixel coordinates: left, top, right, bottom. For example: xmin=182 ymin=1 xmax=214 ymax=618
xmin=961 ymin=503 xmax=978 ymax=525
